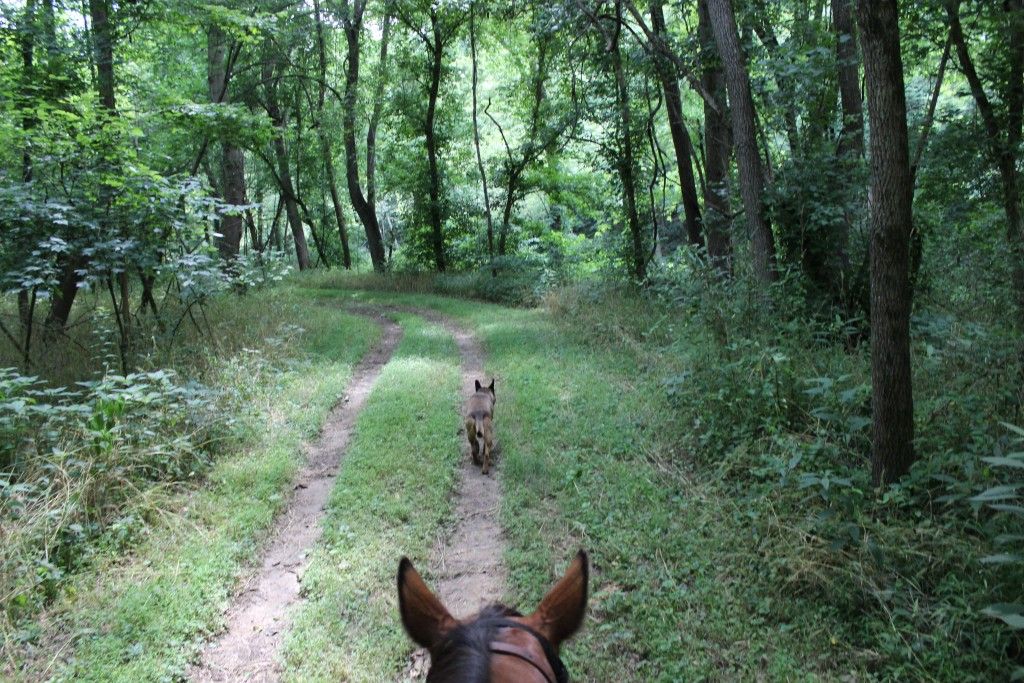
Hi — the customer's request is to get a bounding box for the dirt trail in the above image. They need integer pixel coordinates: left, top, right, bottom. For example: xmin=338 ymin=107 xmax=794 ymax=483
xmin=190 ymin=314 xmax=401 ymax=683
xmin=425 ymin=315 xmax=508 ymax=619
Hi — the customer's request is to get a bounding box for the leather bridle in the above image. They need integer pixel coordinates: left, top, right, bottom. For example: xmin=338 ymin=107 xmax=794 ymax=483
xmin=487 ymin=620 xmax=569 ymax=683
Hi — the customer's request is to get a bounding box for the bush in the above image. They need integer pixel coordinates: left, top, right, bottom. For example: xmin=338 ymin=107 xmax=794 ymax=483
xmin=0 ymin=368 xmax=220 ymax=621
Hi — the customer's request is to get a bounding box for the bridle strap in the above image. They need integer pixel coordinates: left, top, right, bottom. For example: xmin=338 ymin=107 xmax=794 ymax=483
xmin=487 ymin=620 xmax=569 ymax=683
xmin=489 ymin=641 xmax=557 ymax=683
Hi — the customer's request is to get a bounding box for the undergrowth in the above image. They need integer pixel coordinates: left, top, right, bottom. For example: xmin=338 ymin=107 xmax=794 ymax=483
xmin=1 ymin=287 xmax=379 ymax=679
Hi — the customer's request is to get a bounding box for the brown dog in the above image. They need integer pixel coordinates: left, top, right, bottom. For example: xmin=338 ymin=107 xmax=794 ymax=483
xmin=465 ymin=379 xmax=495 ymax=474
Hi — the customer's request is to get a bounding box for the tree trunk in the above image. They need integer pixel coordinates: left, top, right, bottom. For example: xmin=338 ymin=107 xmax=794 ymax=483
xmin=833 ymin=0 xmax=864 ymax=158
xmin=263 ymin=54 xmax=311 ymax=271
xmin=208 ymin=25 xmax=245 ymax=261
xmin=366 ymin=10 xmax=392 ymax=213
xmin=47 ymin=0 xmax=116 ymax=334
xmin=425 ymin=10 xmax=446 ymax=272
xmin=650 ymin=0 xmax=703 ymax=248
xmin=313 ymin=0 xmax=351 ymax=269
xmin=498 ymin=168 xmax=520 ymax=257
xmin=706 ymin=0 xmax=776 ymax=283
xmin=610 ymin=2 xmax=645 ymax=281
xmin=859 ymin=0 xmax=915 ymax=486
xmin=273 ymin=137 xmax=311 ymax=270
xmin=698 ymin=0 xmax=733 ymax=272
xmin=323 ymin=140 xmax=351 ymax=268
xmin=221 ymin=146 xmax=246 ymax=259
xmin=300 ymin=200 xmax=331 ymax=268
xmin=90 ymin=0 xmax=115 ymax=112
xmin=470 ymin=4 xmax=496 ymax=275
xmin=342 ymin=2 xmax=387 ymax=272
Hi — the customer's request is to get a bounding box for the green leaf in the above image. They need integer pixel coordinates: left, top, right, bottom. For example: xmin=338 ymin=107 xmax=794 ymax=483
xmin=971 ymin=485 xmax=1021 ymax=502
xmin=982 ymin=603 xmax=1024 ymax=629
xmin=981 ymin=456 xmax=1024 ymax=469
xmin=980 ymin=553 xmax=1023 ymax=565
xmin=1001 ymin=423 xmax=1024 ymax=439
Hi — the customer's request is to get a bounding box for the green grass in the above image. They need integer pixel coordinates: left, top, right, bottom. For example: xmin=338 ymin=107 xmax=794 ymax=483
xmin=12 ymin=294 xmax=379 ymax=682
xmin=301 ymin=282 xmax=836 ymax=681
xmin=11 ymin=271 xmax=1015 ymax=681
xmin=281 ymin=314 xmax=462 ymax=682
xmin=299 ymin=272 xmax=1019 ymax=682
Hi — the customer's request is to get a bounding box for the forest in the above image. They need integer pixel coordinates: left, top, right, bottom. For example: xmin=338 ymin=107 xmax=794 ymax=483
xmin=1 ymin=0 xmax=1022 ymax=680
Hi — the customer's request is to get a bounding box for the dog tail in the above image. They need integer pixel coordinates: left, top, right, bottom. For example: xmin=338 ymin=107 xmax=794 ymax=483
xmin=475 ymin=417 xmax=484 ymax=441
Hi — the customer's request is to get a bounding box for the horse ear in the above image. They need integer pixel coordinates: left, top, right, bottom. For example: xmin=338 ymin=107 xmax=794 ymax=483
xmin=526 ymin=550 xmax=588 ymax=649
xmin=475 ymin=379 xmax=482 ymax=392
xmin=397 ymin=557 xmax=456 ymax=649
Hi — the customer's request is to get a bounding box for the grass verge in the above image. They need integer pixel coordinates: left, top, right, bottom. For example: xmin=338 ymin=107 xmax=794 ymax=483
xmin=11 ymin=293 xmax=379 ymax=682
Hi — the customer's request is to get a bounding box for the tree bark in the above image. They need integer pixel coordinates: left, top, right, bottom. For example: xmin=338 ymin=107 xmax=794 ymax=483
xmin=859 ymin=0 xmax=916 ymax=486
xmin=650 ymin=0 xmax=703 ymax=248
xmin=833 ymin=0 xmax=864 ymax=157
xmin=90 ymin=0 xmax=115 ymax=112
xmin=425 ymin=10 xmax=446 ymax=272
xmin=698 ymin=0 xmax=733 ymax=272
xmin=706 ymin=0 xmax=776 ymax=283
xmin=342 ymin=1 xmax=387 ymax=272
xmin=470 ymin=4 xmax=496 ymax=275
xmin=208 ymin=24 xmax=245 ymax=260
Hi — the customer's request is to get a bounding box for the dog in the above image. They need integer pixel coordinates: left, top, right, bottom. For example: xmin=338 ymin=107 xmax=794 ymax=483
xmin=465 ymin=379 xmax=496 ymax=474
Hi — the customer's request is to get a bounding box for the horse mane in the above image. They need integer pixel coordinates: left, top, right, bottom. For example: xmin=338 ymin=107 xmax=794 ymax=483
xmin=426 ymin=604 xmax=523 ymax=683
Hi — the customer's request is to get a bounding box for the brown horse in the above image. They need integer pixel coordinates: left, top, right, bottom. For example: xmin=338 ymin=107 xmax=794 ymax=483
xmin=397 ymin=551 xmax=588 ymax=682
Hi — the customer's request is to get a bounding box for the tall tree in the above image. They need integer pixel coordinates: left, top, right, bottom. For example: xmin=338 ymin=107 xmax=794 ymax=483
xmin=859 ymin=0 xmax=916 ymax=485
xmin=706 ymin=0 xmax=777 ymax=283
xmin=469 ymin=3 xmax=496 ymax=275
xmin=262 ymin=47 xmax=311 ymax=271
xmin=627 ymin=0 xmax=704 ymax=248
xmin=947 ymin=0 xmax=1024 ymax=328
xmin=833 ymin=0 xmax=864 ymax=158
xmin=46 ymin=0 xmax=118 ymax=333
xmin=208 ymin=24 xmax=245 ymax=261
xmin=313 ymin=0 xmax=351 ymax=269
xmin=608 ymin=0 xmax=646 ymax=280
xmin=341 ymin=0 xmax=387 ymax=272
xmin=486 ymin=17 xmax=568 ymax=257
xmin=396 ymin=4 xmax=466 ymax=272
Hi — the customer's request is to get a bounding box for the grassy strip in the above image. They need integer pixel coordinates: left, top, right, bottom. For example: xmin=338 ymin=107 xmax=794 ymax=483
xmin=302 ymin=284 xmax=836 ymax=681
xmin=19 ymin=297 xmax=379 ymax=682
xmin=280 ymin=314 xmax=462 ymax=682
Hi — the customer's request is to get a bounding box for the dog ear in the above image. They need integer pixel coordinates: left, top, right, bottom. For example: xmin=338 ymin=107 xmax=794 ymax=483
xmin=524 ymin=550 xmax=588 ymax=650
xmin=397 ymin=557 xmax=456 ymax=649
xmin=475 ymin=379 xmax=482 ymax=392
xmin=488 ymin=379 xmax=495 ymax=396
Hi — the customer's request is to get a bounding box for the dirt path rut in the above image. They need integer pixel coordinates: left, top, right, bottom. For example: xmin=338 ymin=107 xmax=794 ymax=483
xmin=426 ymin=316 xmax=508 ymax=619
xmin=191 ymin=314 xmax=401 ymax=683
